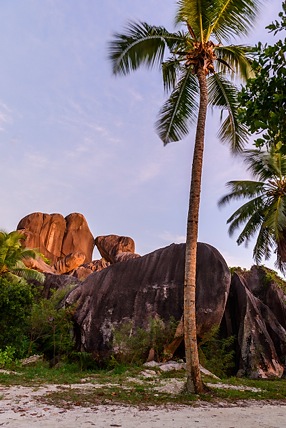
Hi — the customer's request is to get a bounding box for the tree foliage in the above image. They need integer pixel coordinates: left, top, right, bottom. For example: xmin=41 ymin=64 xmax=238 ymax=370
xmin=238 ymin=1 xmax=286 ymax=151
xmin=0 ymin=230 xmax=44 ymax=283
xmin=0 ymin=275 xmax=34 ymax=356
xmin=218 ymin=147 xmax=286 ymax=273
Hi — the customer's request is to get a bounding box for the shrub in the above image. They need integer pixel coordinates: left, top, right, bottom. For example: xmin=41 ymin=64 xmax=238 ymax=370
xmin=112 ymin=317 xmax=178 ymax=365
xmin=199 ymin=326 xmax=236 ymax=378
xmin=0 ymin=346 xmax=15 ymax=368
xmin=27 ymin=288 xmax=75 ymax=364
xmin=0 ymin=276 xmax=34 ymax=357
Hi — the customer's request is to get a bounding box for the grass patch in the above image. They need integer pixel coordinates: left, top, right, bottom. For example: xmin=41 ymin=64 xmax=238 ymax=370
xmin=0 ymin=361 xmax=286 ymax=407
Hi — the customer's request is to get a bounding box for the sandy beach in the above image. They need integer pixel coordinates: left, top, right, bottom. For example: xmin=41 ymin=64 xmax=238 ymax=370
xmin=0 ymin=384 xmax=286 ymax=428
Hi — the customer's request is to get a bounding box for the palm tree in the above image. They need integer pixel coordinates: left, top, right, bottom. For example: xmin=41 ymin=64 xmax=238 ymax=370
xmin=218 ymin=148 xmax=286 ymax=273
xmin=108 ymin=0 xmax=263 ymax=393
xmin=0 ymin=230 xmax=44 ymax=283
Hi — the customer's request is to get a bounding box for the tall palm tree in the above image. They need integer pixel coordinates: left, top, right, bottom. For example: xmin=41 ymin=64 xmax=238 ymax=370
xmin=108 ymin=0 xmax=263 ymax=393
xmin=0 ymin=230 xmax=44 ymax=283
xmin=218 ymin=148 xmax=286 ymax=273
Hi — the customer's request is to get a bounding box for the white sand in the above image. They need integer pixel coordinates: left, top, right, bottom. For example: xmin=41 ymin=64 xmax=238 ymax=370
xmin=0 ymin=384 xmax=286 ymax=428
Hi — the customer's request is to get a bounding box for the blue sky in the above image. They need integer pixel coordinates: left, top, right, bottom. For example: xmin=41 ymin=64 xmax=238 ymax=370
xmin=0 ymin=0 xmax=283 ymax=270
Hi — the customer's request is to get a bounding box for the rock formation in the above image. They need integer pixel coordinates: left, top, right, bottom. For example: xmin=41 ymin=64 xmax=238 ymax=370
xmin=18 ymin=212 xmax=66 ymax=263
xmin=42 ymin=273 xmax=81 ymax=299
xmin=63 ymin=242 xmax=231 ymax=361
xmin=72 ymin=259 xmax=110 ymax=281
xmin=95 ymin=234 xmax=140 ymax=264
xmin=17 ymin=212 xmax=95 ymax=267
xmin=61 ymin=213 xmax=94 ymax=263
xmin=52 ymin=252 xmax=86 ymax=274
xmin=221 ymin=266 xmax=286 ymax=379
xmin=12 ymin=212 xmax=286 ymax=379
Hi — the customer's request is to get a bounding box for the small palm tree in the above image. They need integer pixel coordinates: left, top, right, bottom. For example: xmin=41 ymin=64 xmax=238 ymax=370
xmin=218 ymin=148 xmax=286 ymax=273
xmin=0 ymin=230 xmax=44 ymax=283
xmin=108 ymin=0 xmax=264 ymax=393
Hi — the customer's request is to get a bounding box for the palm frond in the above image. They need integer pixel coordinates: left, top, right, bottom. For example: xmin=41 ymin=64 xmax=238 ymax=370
xmin=220 ymin=147 xmax=286 ymax=273
xmin=12 ymin=265 xmax=45 ymax=284
xmin=108 ymin=21 xmax=182 ymax=75
xmin=175 ymin=0 xmax=207 ymax=41
xmin=276 ymin=231 xmax=286 ymax=273
xmin=263 ymin=197 xmax=286 ymax=239
xmin=215 ymin=45 xmax=254 ymax=80
xmin=244 ymin=149 xmax=285 ymax=181
xmin=234 ymin=209 xmax=265 ymax=246
xmin=207 ymin=73 xmax=249 ymax=151
xmin=218 ymin=180 xmax=265 ymax=206
xmin=225 ymin=196 xmax=264 ymax=237
xmin=208 ymin=0 xmax=263 ymax=43
xmin=162 ymin=57 xmax=181 ymax=93
xmin=155 ymin=68 xmax=199 ymax=144
xmin=253 ymin=224 xmax=274 ymax=263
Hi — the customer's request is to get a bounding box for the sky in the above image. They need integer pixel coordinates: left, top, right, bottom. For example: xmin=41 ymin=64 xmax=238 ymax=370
xmin=0 ymin=0 xmax=284 ymax=272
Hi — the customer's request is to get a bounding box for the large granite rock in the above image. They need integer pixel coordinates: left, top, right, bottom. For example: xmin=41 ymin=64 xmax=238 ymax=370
xmin=95 ymin=234 xmax=140 ymax=264
xmin=17 ymin=212 xmax=95 ymax=265
xmin=63 ymin=242 xmax=231 ymax=361
xmin=222 ymin=267 xmax=286 ymax=379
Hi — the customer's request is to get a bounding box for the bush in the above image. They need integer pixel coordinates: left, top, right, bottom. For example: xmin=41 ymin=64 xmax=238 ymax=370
xmin=199 ymin=326 xmax=236 ymax=378
xmin=0 ymin=346 xmax=15 ymax=368
xmin=112 ymin=317 xmax=178 ymax=365
xmin=27 ymin=288 xmax=75 ymax=364
xmin=0 ymin=276 xmax=34 ymax=357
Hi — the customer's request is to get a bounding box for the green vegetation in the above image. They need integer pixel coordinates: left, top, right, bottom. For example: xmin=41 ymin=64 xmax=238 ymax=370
xmin=261 ymin=265 xmax=286 ymax=294
xmin=219 ymin=4 xmax=286 ymax=273
xmin=0 ymin=230 xmax=44 ymax=283
xmin=238 ymin=1 xmax=286 ymax=152
xmin=112 ymin=317 xmax=178 ymax=365
xmin=219 ymin=148 xmax=286 ymax=273
xmin=27 ymin=288 xmax=76 ymax=363
xmin=0 ymin=361 xmax=285 ymax=406
xmin=0 ymin=229 xmax=74 ymax=361
xmin=0 ymin=275 xmax=35 ymax=357
xmin=199 ymin=326 xmax=235 ymax=378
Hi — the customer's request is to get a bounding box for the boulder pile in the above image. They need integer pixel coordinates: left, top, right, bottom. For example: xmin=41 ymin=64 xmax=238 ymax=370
xmin=16 ymin=211 xmax=286 ymax=379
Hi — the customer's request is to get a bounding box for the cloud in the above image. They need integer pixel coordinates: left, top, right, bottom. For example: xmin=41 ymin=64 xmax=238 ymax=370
xmin=158 ymin=231 xmax=186 ymax=244
xmin=128 ymin=88 xmax=144 ymax=103
xmin=136 ymin=161 xmax=163 ymax=183
xmin=0 ymin=101 xmax=12 ymax=131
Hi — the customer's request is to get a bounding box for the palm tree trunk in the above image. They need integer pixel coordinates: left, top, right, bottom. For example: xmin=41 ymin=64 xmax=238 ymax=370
xmin=184 ymin=66 xmax=208 ymax=394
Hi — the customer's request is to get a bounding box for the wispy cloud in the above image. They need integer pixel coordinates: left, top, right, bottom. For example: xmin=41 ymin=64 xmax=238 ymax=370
xmin=158 ymin=231 xmax=186 ymax=244
xmin=137 ymin=161 xmax=162 ymax=183
xmin=0 ymin=102 xmax=12 ymax=131
xmin=128 ymin=88 xmax=144 ymax=103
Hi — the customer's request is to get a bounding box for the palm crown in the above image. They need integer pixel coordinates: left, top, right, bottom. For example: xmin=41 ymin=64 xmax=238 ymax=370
xmin=109 ymin=0 xmax=261 ymax=150
xmin=218 ymin=148 xmax=286 ymax=272
xmin=0 ymin=230 xmax=45 ymax=283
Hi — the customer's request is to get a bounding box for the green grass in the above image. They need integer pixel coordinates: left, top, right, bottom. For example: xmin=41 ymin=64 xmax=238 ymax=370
xmin=0 ymin=361 xmax=286 ymax=407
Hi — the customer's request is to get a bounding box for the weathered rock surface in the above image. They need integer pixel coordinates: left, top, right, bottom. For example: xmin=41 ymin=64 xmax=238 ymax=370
xmin=241 ymin=266 xmax=286 ymax=331
xmin=61 ymin=213 xmax=95 ymax=264
xmin=17 ymin=212 xmax=95 ymax=265
xmin=222 ymin=267 xmax=286 ymax=379
xmin=95 ymin=235 xmax=140 ymax=264
xmin=52 ymin=252 xmax=86 ymax=274
xmin=73 ymin=259 xmax=110 ymax=281
xmin=63 ymin=242 xmax=231 ymax=360
xmin=23 ymin=256 xmax=55 ymax=274
xmin=42 ymin=273 xmax=81 ymax=299
xmin=23 ymin=252 xmax=86 ymax=276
